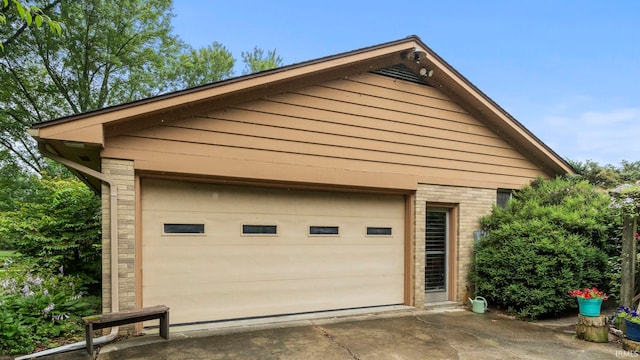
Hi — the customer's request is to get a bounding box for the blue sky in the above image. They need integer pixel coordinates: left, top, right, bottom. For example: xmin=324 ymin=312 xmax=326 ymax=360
xmin=171 ymin=1 xmax=640 ymax=166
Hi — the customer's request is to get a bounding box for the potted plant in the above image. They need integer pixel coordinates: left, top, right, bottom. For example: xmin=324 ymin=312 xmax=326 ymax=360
xmin=611 ymin=305 xmax=631 ymax=332
xmin=611 ymin=305 xmax=640 ymax=341
xmin=568 ymin=287 xmax=608 ymax=317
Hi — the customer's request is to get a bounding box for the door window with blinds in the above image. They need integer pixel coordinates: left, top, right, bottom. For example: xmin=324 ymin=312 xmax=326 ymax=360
xmin=425 ymin=209 xmax=449 ymax=299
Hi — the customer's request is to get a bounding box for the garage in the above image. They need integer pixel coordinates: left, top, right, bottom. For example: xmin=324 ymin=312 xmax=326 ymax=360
xmin=141 ymin=178 xmax=406 ymax=325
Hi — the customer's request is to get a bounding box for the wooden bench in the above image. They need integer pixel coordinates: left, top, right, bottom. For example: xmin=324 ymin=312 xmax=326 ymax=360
xmin=83 ymin=305 xmax=169 ymax=355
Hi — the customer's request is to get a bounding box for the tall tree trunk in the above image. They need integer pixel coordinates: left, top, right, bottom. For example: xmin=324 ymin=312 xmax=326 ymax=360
xmin=621 ymin=215 xmax=637 ymax=307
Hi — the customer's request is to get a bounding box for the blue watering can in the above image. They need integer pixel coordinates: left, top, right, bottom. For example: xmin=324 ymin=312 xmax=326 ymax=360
xmin=469 ymin=296 xmax=488 ymax=314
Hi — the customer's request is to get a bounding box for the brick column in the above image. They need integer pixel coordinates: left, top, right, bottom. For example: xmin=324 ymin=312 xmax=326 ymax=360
xmin=101 ymin=158 xmax=136 ymax=333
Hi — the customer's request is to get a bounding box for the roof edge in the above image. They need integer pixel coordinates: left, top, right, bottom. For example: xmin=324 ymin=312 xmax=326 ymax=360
xmin=30 ymin=34 xmax=573 ymax=176
xmin=32 ymin=36 xmax=423 ymax=129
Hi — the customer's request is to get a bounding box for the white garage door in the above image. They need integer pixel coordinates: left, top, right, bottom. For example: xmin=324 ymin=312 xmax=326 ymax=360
xmin=141 ymin=178 xmax=405 ymax=325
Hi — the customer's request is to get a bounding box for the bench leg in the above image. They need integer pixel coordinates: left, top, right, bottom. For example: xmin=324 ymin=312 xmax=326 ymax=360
xmin=159 ymin=311 xmax=169 ymax=340
xmin=85 ymin=323 xmax=94 ymax=356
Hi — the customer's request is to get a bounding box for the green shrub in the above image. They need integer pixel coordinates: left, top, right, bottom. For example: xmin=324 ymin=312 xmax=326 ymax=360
xmin=607 ymin=255 xmax=622 ymax=302
xmin=0 ymin=176 xmax=101 ymax=294
xmin=471 ymin=177 xmax=619 ymax=319
xmin=0 ymin=266 xmax=100 ymax=355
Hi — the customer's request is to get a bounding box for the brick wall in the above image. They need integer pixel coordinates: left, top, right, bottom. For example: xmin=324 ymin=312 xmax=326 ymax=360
xmin=101 ymin=158 xmax=136 ymax=333
xmin=414 ymin=184 xmax=495 ymax=307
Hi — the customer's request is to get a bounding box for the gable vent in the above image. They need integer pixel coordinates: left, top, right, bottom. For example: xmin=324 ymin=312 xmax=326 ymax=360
xmin=371 ymin=64 xmax=432 ymax=86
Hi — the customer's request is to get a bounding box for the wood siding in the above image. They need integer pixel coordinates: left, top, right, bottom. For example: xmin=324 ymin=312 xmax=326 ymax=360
xmin=103 ymin=72 xmax=547 ymax=190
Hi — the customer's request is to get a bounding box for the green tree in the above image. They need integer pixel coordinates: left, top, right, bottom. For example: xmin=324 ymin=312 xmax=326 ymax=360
xmin=0 ymin=0 xmax=227 ymax=173
xmin=1 ymin=0 xmax=283 ymax=174
xmin=0 ymin=149 xmax=36 ymax=213
xmin=568 ymin=159 xmax=621 ymax=188
xmin=619 ymin=160 xmax=640 ymax=184
xmin=170 ymin=41 xmax=235 ymax=89
xmin=0 ymin=151 xmax=72 ymax=249
xmin=241 ymin=46 xmax=283 ymax=74
xmin=0 ymin=151 xmax=71 ymax=213
xmin=471 ymin=177 xmax=620 ymax=319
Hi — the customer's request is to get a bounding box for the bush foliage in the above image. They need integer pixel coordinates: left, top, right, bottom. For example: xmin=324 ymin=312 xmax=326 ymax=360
xmin=0 ymin=175 xmax=102 ymax=354
xmin=0 ymin=177 xmax=101 ymax=293
xmin=0 ymin=267 xmax=100 ymax=354
xmin=471 ymin=177 xmax=620 ymax=319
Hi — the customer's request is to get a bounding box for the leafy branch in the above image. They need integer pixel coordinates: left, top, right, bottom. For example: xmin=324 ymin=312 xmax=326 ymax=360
xmin=1 ymin=0 xmax=62 ymax=51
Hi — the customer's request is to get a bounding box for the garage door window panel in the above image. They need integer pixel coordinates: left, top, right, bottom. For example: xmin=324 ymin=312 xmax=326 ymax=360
xmin=163 ymin=223 xmax=205 ymax=235
xmin=366 ymin=227 xmax=392 ymax=236
xmin=309 ymin=226 xmax=339 ymax=236
xmin=242 ymin=224 xmax=278 ymax=235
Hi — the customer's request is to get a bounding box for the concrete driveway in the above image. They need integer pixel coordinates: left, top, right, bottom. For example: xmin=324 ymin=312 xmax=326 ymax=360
xmin=96 ymin=308 xmax=621 ymax=360
xmin=14 ymin=308 xmax=622 ymax=359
